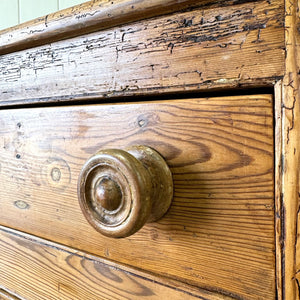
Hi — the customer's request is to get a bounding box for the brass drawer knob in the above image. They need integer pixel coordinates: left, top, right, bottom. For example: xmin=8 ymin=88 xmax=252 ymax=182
xmin=78 ymin=145 xmax=173 ymax=238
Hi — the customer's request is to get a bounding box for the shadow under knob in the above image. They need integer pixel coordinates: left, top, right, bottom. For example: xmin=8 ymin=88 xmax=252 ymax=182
xmin=78 ymin=145 xmax=173 ymax=238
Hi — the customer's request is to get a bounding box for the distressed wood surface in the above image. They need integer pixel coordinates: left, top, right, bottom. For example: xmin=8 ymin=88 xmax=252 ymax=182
xmin=0 ymin=96 xmax=275 ymax=299
xmin=275 ymin=81 xmax=283 ymax=300
xmin=0 ymin=0 xmax=284 ymax=106
xmin=279 ymin=0 xmax=300 ymax=299
xmin=0 ymin=226 xmax=219 ymax=300
xmin=0 ymin=0 xmax=278 ymax=56
xmin=0 ymin=0 xmax=206 ymax=55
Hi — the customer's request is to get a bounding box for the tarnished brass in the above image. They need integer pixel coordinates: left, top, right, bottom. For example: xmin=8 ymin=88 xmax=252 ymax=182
xmin=78 ymin=145 xmax=173 ymax=238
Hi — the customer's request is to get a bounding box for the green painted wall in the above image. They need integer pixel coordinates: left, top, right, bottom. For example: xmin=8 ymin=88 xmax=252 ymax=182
xmin=0 ymin=0 xmax=85 ymax=30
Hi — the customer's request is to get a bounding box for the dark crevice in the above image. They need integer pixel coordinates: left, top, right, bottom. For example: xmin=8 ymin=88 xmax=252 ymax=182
xmin=0 ymin=86 xmax=275 ymax=111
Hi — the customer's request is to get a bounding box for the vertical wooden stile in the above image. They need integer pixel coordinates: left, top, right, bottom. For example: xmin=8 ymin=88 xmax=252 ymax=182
xmin=280 ymin=0 xmax=300 ymax=298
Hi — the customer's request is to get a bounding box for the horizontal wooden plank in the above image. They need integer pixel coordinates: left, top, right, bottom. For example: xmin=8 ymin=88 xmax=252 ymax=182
xmin=0 ymin=95 xmax=275 ymax=299
xmin=0 ymin=226 xmax=224 ymax=300
xmin=0 ymin=0 xmax=284 ymax=106
xmin=0 ymin=0 xmax=209 ymax=55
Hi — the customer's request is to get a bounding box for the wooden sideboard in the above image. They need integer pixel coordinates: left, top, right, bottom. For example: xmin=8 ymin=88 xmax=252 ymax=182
xmin=0 ymin=0 xmax=299 ymax=299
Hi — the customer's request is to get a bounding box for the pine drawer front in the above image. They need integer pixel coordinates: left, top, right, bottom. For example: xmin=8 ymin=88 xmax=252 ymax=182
xmin=0 ymin=226 xmax=204 ymax=300
xmin=0 ymin=95 xmax=275 ymax=299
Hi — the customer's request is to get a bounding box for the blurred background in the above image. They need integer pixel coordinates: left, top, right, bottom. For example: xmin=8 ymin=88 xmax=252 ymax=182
xmin=0 ymin=0 xmax=85 ymax=30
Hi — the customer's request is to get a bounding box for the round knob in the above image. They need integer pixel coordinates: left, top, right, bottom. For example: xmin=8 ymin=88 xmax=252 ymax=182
xmin=78 ymin=145 xmax=173 ymax=238
xmin=95 ymin=177 xmax=122 ymax=211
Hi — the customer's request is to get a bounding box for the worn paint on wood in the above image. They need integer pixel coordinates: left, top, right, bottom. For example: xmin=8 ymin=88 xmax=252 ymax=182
xmin=278 ymin=0 xmax=300 ymax=299
xmin=0 ymin=0 xmax=259 ymax=55
xmin=0 ymin=96 xmax=275 ymax=299
xmin=0 ymin=0 xmax=284 ymax=106
xmin=275 ymin=80 xmax=283 ymax=300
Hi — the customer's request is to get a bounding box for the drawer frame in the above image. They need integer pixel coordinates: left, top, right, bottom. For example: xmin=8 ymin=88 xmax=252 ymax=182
xmin=0 ymin=0 xmax=299 ymax=299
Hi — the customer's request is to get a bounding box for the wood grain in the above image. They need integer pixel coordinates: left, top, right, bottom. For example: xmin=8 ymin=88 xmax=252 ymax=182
xmin=0 ymin=0 xmax=205 ymax=55
xmin=0 ymin=226 xmax=218 ymax=300
xmin=278 ymin=0 xmax=300 ymax=299
xmin=0 ymin=289 xmax=20 ymax=300
xmin=274 ymin=80 xmax=283 ymax=300
xmin=0 ymin=0 xmax=284 ymax=106
xmin=0 ymin=95 xmax=275 ymax=299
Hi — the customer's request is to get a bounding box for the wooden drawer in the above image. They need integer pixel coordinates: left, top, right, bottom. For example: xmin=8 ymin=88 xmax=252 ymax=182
xmin=0 ymin=94 xmax=274 ymax=299
xmin=0 ymin=226 xmax=207 ymax=300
